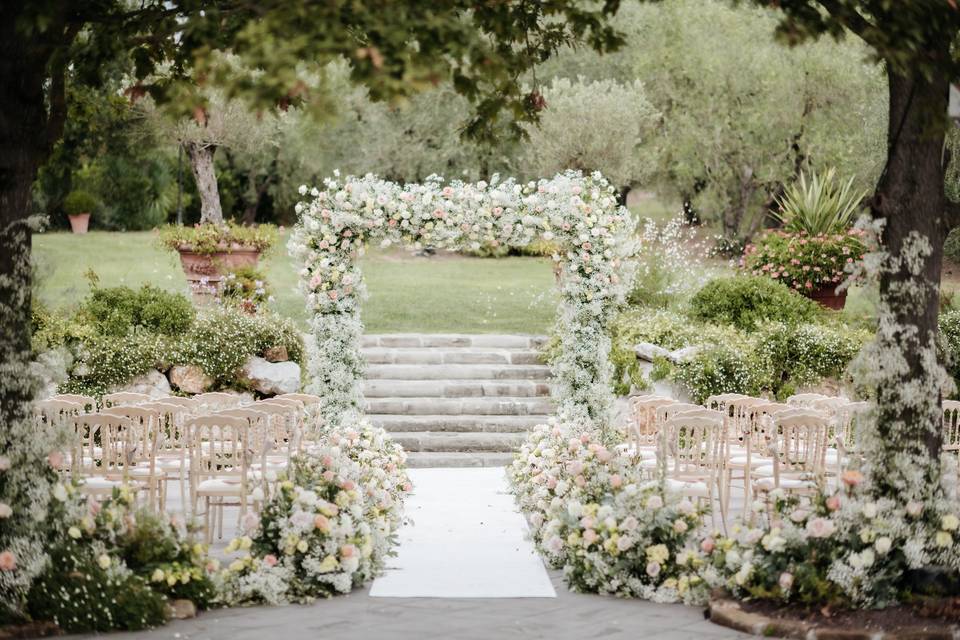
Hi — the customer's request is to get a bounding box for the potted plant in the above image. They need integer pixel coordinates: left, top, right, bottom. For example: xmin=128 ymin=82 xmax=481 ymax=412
xmin=63 ymin=190 xmax=99 ymax=234
xmin=158 ymin=222 xmax=277 ymax=299
xmin=742 ymin=168 xmax=868 ymax=310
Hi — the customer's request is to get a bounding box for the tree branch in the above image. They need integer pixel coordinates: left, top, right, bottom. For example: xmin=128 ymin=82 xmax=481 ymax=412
xmin=816 ymin=0 xmax=876 ymax=38
xmin=44 ymin=22 xmax=81 ymax=153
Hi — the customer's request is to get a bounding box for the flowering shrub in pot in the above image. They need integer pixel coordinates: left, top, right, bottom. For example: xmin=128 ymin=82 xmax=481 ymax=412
xmin=741 ymin=229 xmax=866 ymax=309
xmin=158 ymin=222 xmax=277 ymax=298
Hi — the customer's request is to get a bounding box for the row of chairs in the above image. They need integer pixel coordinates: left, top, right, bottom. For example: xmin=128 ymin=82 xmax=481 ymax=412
xmin=625 ymin=392 xmax=874 ymax=528
xmin=36 ymin=391 xmax=323 ymax=541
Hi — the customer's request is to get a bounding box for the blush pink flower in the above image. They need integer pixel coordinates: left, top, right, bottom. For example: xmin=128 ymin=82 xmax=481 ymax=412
xmin=609 ymin=474 xmax=622 ymax=489
xmin=701 ymin=537 xmax=716 ymax=554
xmin=0 ymin=551 xmax=16 ymax=572
xmin=263 ymin=554 xmax=278 ymax=567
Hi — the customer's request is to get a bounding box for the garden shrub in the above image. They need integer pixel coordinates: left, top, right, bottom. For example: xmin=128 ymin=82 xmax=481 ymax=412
xmin=28 ymin=547 xmax=169 ymax=633
xmin=689 ymin=275 xmax=818 ymax=331
xmin=940 ymin=309 xmax=960 ymax=390
xmin=173 ymin=307 xmax=303 ymax=385
xmin=79 ymin=284 xmax=194 ymax=337
xmin=63 ymin=332 xmax=171 ymax=396
xmin=671 ymin=344 xmax=761 ymax=404
xmin=751 ymin=322 xmax=867 ymax=399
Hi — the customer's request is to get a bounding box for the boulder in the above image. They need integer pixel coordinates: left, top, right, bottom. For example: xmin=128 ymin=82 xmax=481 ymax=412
xmin=167 ymin=599 xmax=197 ymax=620
xmin=633 ymin=342 xmax=671 ymax=362
xmin=168 ymin=364 xmax=213 ymax=394
xmin=263 ymin=345 xmax=289 ymax=363
xmin=239 ymin=357 xmax=301 ymax=395
xmin=668 ymin=346 xmax=701 ymax=363
xmin=110 ymin=369 xmax=171 ymax=398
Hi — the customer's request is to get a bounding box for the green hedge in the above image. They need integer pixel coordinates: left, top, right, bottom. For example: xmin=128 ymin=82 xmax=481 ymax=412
xmin=688 ymin=275 xmax=818 ymax=331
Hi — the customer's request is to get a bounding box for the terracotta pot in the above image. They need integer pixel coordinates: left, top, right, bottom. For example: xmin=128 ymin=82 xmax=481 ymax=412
xmin=68 ymin=212 xmax=91 ymax=234
xmin=803 ymin=284 xmax=847 ymax=310
xmin=175 ymin=243 xmax=261 ymax=299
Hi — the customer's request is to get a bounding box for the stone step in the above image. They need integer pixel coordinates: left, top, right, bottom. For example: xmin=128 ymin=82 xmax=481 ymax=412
xmin=372 ymin=414 xmax=549 ymax=433
xmin=404 ymin=451 xmax=515 ymax=468
xmin=362 ymin=347 xmax=543 ymax=366
xmin=365 ymin=396 xmax=555 ymax=416
xmin=363 ymin=379 xmax=551 ymax=399
xmin=391 ymin=431 xmax=525 ymax=453
xmin=365 ymin=363 xmax=552 ymax=381
xmin=363 ymin=334 xmax=548 ymax=349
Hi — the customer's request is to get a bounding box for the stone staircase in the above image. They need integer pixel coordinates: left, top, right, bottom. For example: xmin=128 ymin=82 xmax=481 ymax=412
xmin=362 ymin=334 xmax=553 ymax=467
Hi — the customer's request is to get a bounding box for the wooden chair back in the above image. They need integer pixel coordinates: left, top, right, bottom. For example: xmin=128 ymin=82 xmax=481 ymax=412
xmin=102 ymin=391 xmax=153 ymax=407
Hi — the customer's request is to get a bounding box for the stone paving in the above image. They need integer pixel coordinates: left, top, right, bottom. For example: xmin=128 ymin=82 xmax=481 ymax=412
xmin=92 ymin=571 xmax=750 ymax=640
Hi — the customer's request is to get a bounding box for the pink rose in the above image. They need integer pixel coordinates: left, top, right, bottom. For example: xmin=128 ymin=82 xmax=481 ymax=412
xmin=825 ymin=495 xmax=841 ymax=511
xmin=779 ymin=572 xmax=794 ymax=590
xmin=574 ymin=475 xmax=586 ymax=487
xmin=0 ymin=551 xmax=16 ymax=572
xmin=314 ymin=514 xmax=331 ymax=532
xmin=47 ymin=451 xmax=64 ymax=469
xmin=402 ymin=482 xmax=413 ymax=492
xmin=263 ymin=554 xmax=278 ymax=567
xmin=645 ymin=561 xmax=661 ymax=578
xmin=595 ymin=447 xmax=612 ymax=463
xmin=806 ymin=517 xmax=836 ymax=538
xmin=841 ymin=470 xmax=864 ymax=488
xmin=322 ymin=470 xmax=336 ymax=482
xmin=340 ymin=480 xmax=356 ymax=491
xmin=700 ymin=537 xmax=715 ymax=554
xmin=340 ymin=544 xmax=357 ymax=558
xmin=547 ymin=477 xmax=558 ymax=490
xmin=321 ymin=455 xmax=334 ymax=467
xmin=583 ymin=529 xmax=599 ymax=546
xmin=328 ymin=290 xmax=339 ymax=301
xmin=609 ymin=474 xmax=622 ymax=489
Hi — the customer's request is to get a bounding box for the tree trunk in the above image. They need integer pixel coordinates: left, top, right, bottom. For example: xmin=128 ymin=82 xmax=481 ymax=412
xmin=185 ymin=142 xmax=224 ymax=225
xmin=868 ymin=65 xmax=952 ymax=500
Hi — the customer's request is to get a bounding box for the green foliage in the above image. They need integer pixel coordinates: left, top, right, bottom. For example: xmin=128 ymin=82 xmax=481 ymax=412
xmin=742 ymin=230 xmax=867 ymax=293
xmin=773 ymin=167 xmax=867 ymax=235
xmin=65 ymin=332 xmax=171 ymax=396
xmin=63 ymin=190 xmax=99 ymax=216
xmin=79 ymin=284 xmax=194 ymax=337
xmin=219 ymin=266 xmax=271 ymax=311
xmin=31 ymin=303 xmax=95 ymax=354
xmin=752 ymin=321 xmax=868 ymax=399
xmin=158 ymin=222 xmax=277 ymax=255
xmin=939 ymin=309 xmax=960 ymax=391
xmin=689 ymin=276 xmax=818 ymax=331
xmin=173 ymin=307 xmax=303 ymax=385
xmin=672 ymin=344 xmax=762 ymax=404
xmin=28 ymin=546 xmax=169 ymax=633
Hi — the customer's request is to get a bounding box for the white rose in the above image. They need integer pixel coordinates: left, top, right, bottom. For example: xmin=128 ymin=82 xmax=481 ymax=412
xmin=0 ymin=456 xmax=10 ymax=471
xmin=806 ymin=517 xmax=836 ymax=538
xmin=0 ymin=503 xmax=11 ymax=519
xmin=97 ymin=554 xmax=111 ymax=570
xmin=862 ymin=502 xmax=878 ymax=519
xmin=53 ymin=483 xmax=67 ymax=502
xmin=860 ymin=548 xmax=875 ymax=568
xmin=874 ymin=537 xmax=892 ymax=554
xmin=646 ymin=495 xmax=663 ymax=510
xmin=942 ymin=514 xmax=960 ymax=532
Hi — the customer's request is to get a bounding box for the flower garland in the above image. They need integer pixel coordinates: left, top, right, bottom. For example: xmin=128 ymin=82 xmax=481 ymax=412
xmin=288 ymin=171 xmax=636 ymax=432
xmin=508 ymin=418 xmax=708 ymax=602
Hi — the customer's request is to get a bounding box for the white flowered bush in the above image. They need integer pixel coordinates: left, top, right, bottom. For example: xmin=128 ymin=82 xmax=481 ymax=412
xmin=508 ymin=418 xmax=708 ymax=603
xmin=289 ymin=171 xmax=636 ymax=433
xmin=701 ymin=470 xmax=960 ymax=608
xmin=217 ymin=422 xmax=410 ymax=605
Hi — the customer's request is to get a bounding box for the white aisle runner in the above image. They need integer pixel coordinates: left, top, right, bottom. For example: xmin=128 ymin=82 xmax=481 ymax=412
xmin=369 ymin=467 xmax=556 ymax=598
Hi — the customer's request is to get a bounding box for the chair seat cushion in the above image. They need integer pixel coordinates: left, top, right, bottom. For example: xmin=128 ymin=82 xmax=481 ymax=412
xmin=80 ymin=476 xmax=125 ymax=491
xmin=754 ymin=476 xmax=818 ymax=491
xmin=664 ymin=478 xmax=709 ymax=498
xmin=196 ymin=478 xmax=244 ymax=496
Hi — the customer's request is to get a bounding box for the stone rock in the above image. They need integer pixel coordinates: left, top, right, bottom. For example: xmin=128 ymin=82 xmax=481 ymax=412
xmin=633 ymin=342 xmax=671 ymax=362
xmin=239 ymin=357 xmax=301 ymax=395
xmin=168 ymin=364 xmax=213 ymax=394
xmin=668 ymin=346 xmax=700 ymax=363
xmin=110 ymin=369 xmax=171 ymax=398
xmin=167 ymin=599 xmax=197 ymax=620
xmin=263 ymin=345 xmax=289 ymax=363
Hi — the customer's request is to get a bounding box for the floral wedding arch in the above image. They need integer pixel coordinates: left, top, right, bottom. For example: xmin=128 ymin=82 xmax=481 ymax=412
xmin=289 ymin=170 xmax=636 ymax=431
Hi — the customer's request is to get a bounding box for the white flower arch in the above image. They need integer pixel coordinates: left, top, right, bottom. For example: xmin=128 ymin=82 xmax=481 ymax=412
xmin=289 ymin=170 xmax=636 ymax=432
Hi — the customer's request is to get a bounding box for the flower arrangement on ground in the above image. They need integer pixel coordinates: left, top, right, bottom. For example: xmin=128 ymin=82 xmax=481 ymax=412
xmin=217 ymin=422 xmax=410 ymax=605
xmin=508 ymin=418 xmax=708 ymax=603
xmin=701 ymin=471 xmax=960 ymax=609
xmin=289 ymin=171 xmax=636 ymax=433
xmin=25 ymin=485 xmax=216 ymax=632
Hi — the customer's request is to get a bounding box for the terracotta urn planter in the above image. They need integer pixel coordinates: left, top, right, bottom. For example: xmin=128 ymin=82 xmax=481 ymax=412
xmin=803 ymin=284 xmax=847 ymax=310
xmin=68 ymin=212 xmax=91 ymax=234
xmin=175 ymin=243 xmax=261 ymax=299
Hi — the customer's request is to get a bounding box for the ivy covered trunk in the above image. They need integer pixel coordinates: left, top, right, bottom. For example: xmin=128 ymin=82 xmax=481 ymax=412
xmin=867 ymin=65 xmax=952 ymax=501
xmin=185 ymin=142 xmax=224 ymax=225
xmin=0 ymin=16 xmax=59 ymax=617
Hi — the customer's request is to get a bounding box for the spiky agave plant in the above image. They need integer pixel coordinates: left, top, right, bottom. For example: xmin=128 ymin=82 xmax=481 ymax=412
xmin=774 ymin=168 xmax=868 ymax=235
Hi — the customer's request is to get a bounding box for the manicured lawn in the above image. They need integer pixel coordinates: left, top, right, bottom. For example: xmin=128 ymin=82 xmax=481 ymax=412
xmin=32 ymin=231 xmax=559 ymax=334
